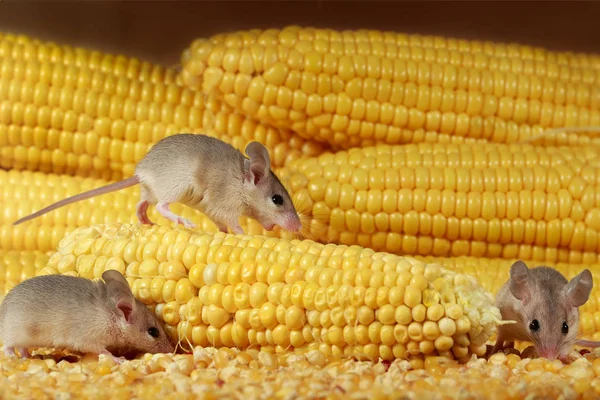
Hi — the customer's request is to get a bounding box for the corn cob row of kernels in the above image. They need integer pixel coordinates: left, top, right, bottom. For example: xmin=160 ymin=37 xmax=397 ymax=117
xmin=278 ymin=142 xmax=600 ymax=256
xmin=0 ymin=67 xmax=326 ymax=176
xmin=199 ymin=26 xmax=600 ymax=72
xmin=0 ymin=250 xmax=50 ymax=295
xmin=0 ymin=58 xmax=204 ymax=108
xmin=181 ymin=28 xmax=600 ymax=148
xmin=0 ymin=32 xmax=179 ymax=84
xmin=41 ymin=223 xmax=502 ymax=362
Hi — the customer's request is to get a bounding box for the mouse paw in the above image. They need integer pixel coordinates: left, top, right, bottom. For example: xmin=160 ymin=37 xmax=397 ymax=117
xmin=3 ymin=347 xmax=16 ymax=357
xmin=99 ymin=350 xmax=125 ymax=365
xmin=17 ymin=348 xmax=30 ymax=358
xmin=178 ymin=217 xmax=196 ymax=229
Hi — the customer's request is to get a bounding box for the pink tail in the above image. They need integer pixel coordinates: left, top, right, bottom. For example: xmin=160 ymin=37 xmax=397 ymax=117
xmin=576 ymin=339 xmax=600 ymax=348
xmin=13 ymin=176 xmax=140 ymax=225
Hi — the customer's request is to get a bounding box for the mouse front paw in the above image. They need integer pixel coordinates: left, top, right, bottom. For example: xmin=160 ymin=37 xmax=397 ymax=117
xmin=177 ymin=218 xmax=196 ymax=229
xmin=99 ymin=350 xmax=125 ymax=365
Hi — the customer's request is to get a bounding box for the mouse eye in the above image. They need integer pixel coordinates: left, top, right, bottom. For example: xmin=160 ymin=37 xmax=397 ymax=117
xmin=272 ymin=194 xmax=284 ymax=206
xmin=148 ymin=327 xmax=160 ymax=338
xmin=529 ymin=319 xmax=540 ymax=332
xmin=562 ymin=322 xmax=569 ymax=334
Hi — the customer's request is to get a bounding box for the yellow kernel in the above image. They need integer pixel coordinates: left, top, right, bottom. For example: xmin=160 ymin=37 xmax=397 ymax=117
xmin=411 ymin=304 xmax=427 ymax=322
xmin=438 ymin=317 xmax=457 ymax=336
xmin=407 ymin=322 xmax=423 ymax=341
xmin=206 ymin=304 xmax=231 ymax=328
xmin=259 ymin=302 xmax=278 ymax=329
xmin=285 ymin=305 xmax=306 ymax=330
xmin=445 ymin=304 xmax=464 ymax=320
xmin=249 ymin=282 xmax=268 ymax=308
xmin=422 ymin=321 xmax=441 ymax=341
xmin=434 ymin=335 xmax=454 ymax=351
xmin=404 ymin=285 xmax=422 ymax=308
xmin=377 ymin=304 xmax=396 ymax=325
xmin=395 ymin=305 xmax=412 ymax=325
xmin=175 ymin=278 xmax=196 ymax=304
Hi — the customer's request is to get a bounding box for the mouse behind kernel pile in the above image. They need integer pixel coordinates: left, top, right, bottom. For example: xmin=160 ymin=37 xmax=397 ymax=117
xmin=491 ymin=260 xmax=600 ymax=361
xmin=13 ymin=133 xmax=302 ymax=235
xmin=0 ymin=270 xmax=174 ymax=363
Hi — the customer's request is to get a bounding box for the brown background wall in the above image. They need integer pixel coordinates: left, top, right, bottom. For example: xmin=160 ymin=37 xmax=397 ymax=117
xmin=0 ymin=1 xmax=598 ymax=66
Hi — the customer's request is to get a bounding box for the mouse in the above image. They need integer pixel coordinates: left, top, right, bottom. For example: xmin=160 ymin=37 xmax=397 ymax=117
xmin=491 ymin=260 xmax=600 ymax=362
xmin=0 ymin=270 xmax=175 ymax=363
xmin=12 ymin=133 xmax=302 ymax=235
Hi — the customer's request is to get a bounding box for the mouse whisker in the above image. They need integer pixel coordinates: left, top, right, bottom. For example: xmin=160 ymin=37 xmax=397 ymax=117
xmin=576 ymin=326 xmax=600 ymax=338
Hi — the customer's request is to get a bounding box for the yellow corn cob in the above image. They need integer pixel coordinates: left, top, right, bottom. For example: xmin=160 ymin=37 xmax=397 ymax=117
xmin=180 ymin=26 xmax=600 ymax=148
xmin=42 ymin=223 xmax=502 ymax=363
xmin=0 ymin=250 xmax=50 ymax=295
xmin=0 ymin=32 xmax=179 ymax=84
xmin=417 ymin=256 xmax=600 ymax=341
xmin=202 ymin=26 xmax=600 ymax=72
xmin=278 ymin=142 xmax=600 ymax=263
xmin=0 ymin=58 xmax=205 ymax=109
xmin=0 ymin=63 xmax=326 ymax=176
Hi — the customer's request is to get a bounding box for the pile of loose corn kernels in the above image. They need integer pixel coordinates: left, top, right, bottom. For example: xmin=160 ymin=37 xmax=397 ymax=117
xmin=1 ymin=346 xmax=600 ymax=399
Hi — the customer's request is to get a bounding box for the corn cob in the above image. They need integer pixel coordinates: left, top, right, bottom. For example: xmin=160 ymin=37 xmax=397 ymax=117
xmin=0 ymin=348 xmax=599 ymax=399
xmin=278 ymin=142 xmax=600 ymax=262
xmin=0 ymin=63 xmax=326 ymax=176
xmin=0 ymin=58 xmax=206 ymax=109
xmin=202 ymin=26 xmax=600 ymax=72
xmin=0 ymin=32 xmax=179 ymax=84
xmin=42 ymin=223 xmax=502 ymax=362
xmin=0 ymin=250 xmax=50 ymax=295
xmin=180 ymin=26 xmax=600 ymax=148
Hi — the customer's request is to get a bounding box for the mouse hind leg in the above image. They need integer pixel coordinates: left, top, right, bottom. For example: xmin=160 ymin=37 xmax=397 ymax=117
xmin=156 ymin=202 xmax=196 ymax=229
xmin=136 ymin=185 xmax=156 ymax=225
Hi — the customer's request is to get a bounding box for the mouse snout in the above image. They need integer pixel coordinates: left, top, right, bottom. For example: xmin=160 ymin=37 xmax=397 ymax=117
xmin=158 ymin=337 xmax=176 ymax=354
xmin=283 ymin=212 xmax=302 ymax=232
xmin=263 ymin=211 xmax=302 ymax=233
xmin=538 ymin=347 xmax=559 ymax=361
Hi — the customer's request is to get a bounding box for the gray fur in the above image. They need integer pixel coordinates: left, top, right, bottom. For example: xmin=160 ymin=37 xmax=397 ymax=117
xmin=13 ymin=133 xmax=302 ymax=234
xmin=493 ymin=261 xmax=593 ymax=361
xmin=0 ymin=272 xmax=174 ymax=358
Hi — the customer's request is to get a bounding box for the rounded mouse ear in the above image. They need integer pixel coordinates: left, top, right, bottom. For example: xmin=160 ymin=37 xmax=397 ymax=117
xmin=104 ymin=271 xmax=136 ymax=323
xmin=564 ymin=269 xmax=593 ymax=307
xmin=509 ymin=260 xmax=532 ymax=303
xmin=102 ymin=270 xmax=130 ymax=288
xmin=244 ymin=141 xmax=271 ymax=185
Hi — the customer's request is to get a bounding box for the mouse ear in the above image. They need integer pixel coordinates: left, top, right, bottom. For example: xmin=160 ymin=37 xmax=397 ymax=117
xmin=509 ymin=260 xmax=532 ymax=303
xmin=244 ymin=141 xmax=271 ymax=185
xmin=104 ymin=271 xmax=136 ymax=323
xmin=564 ymin=269 xmax=593 ymax=307
xmin=102 ymin=270 xmax=130 ymax=288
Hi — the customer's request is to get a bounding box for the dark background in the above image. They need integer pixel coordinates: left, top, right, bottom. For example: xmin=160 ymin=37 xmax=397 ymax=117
xmin=0 ymin=1 xmax=598 ymax=66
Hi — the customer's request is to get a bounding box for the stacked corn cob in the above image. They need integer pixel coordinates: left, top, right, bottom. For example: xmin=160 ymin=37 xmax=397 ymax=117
xmin=2 ymin=26 xmax=600 ymax=398
xmin=180 ymin=26 xmax=600 ymax=149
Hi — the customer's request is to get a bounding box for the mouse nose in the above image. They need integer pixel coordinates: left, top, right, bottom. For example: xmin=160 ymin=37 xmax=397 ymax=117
xmin=538 ymin=349 xmax=558 ymax=360
xmin=288 ymin=216 xmax=302 ymax=232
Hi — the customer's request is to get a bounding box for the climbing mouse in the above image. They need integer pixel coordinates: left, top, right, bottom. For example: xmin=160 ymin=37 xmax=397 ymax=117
xmin=491 ymin=260 xmax=600 ymax=361
xmin=0 ymin=270 xmax=174 ymax=363
xmin=13 ymin=133 xmax=302 ymax=235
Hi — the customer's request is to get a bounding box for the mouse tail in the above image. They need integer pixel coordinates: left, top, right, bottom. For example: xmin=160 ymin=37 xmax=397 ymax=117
xmin=576 ymin=339 xmax=600 ymax=348
xmin=13 ymin=176 xmax=140 ymax=225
